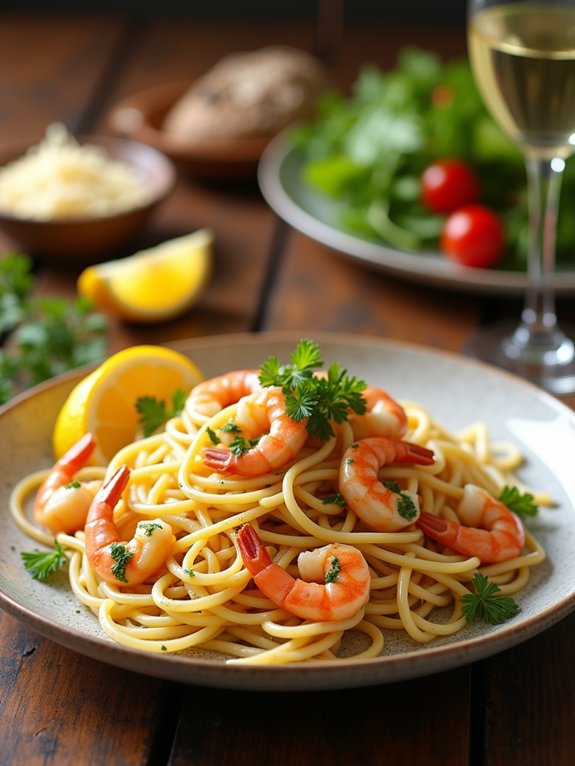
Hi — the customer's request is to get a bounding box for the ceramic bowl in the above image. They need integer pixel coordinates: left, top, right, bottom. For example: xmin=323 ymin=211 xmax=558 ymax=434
xmin=108 ymin=81 xmax=270 ymax=182
xmin=0 ymin=134 xmax=176 ymax=262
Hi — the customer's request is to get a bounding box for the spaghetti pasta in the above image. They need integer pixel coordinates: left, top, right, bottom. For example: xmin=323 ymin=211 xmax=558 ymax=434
xmin=10 ymin=351 xmax=549 ymax=666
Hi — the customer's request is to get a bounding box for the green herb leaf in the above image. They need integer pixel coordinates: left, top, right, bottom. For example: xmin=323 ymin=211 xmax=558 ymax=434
xmin=383 ymin=480 xmax=417 ymax=521
xmin=137 ymin=521 xmax=163 ymax=537
xmin=260 ymin=339 xmax=367 ymax=441
xmin=21 ymin=541 xmax=67 ymax=581
xmin=324 ymin=556 xmax=341 ymax=584
xmin=229 ymin=435 xmax=261 ymax=456
xmin=221 ymin=421 xmax=241 ymax=433
xmin=136 ymin=388 xmax=186 ymax=437
xmin=321 ymin=492 xmax=346 ymax=507
xmin=0 ymin=253 xmax=108 ymax=405
xmin=109 ymin=542 xmax=133 ymax=583
xmin=259 ymin=338 xmax=323 ymax=391
xmin=461 ymin=572 xmax=520 ymax=625
xmin=206 ymin=426 xmax=219 ymax=445
xmin=498 ymin=486 xmax=538 ymax=518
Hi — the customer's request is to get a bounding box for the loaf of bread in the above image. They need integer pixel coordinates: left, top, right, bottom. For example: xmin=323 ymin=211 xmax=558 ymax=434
xmin=163 ymin=46 xmax=331 ymax=144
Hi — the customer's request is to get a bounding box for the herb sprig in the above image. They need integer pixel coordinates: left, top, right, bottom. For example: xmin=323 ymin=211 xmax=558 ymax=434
xmin=259 ymin=339 xmax=367 ymax=440
xmin=136 ymin=389 xmax=186 ymax=437
xmin=498 ymin=486 xmax=538 ymax=518
xmin=461 ymin=572 xmax=520 ymax=625
xmin=0 ymin=252 xmax=108 ymax=404
xmin=21 ymin=541 xmax=67 ymax=581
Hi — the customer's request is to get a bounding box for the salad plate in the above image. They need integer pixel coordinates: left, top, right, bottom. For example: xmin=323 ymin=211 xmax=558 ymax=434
xmin=1 ymin=331 xmax=575 ymax=691
xmin=258 ymin=134 xmax=575 ymax=295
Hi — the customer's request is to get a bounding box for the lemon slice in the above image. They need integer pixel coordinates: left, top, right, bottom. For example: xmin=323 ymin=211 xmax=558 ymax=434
xmin=52 ymin=345 xmax=203 ymax=464
xmin=77 ymin=229 xmax=213 ymax=322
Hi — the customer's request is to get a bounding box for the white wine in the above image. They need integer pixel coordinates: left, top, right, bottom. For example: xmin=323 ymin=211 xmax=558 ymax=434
xmin=469 ymin=3 xmax=575 ymax=158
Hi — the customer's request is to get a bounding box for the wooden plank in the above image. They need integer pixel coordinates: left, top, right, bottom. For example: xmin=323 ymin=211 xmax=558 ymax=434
xmin=0 ymin=611 xmax=168 ymax=766
xmin=98 ymin=19 xmax=318 ymax=102
xmin=170 ymin=668 xmax=471 ymax=765
xmin=265 ymin=229 xmax=479 ymax=354
xmin=0 ymin=16 xmax=126 ymax=142
xmin=481 ymin=612 xmax=575 ymax=765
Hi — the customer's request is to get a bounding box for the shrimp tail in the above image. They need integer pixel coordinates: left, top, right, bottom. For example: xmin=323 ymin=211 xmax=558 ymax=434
xmin=237 ymin=524 xmax=295 ymax=604
xmin=417 ymin=511 xmax=454 ymax=540
xmin=204 ymin=447 xmax=234 ymax=472
xmin=94 ymin=464 xmax=131 ymax=513
xmin=236 ymin=524 xmax=273 ymax=576
xmin=59 ymin=432 xmax=97 ymax=471
xmin=400 ymin=442 xmax=435 ymax=465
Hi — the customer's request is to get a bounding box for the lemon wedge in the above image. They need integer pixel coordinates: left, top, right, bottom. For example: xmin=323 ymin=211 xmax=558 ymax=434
xmin=52 ymin=344 xmax=203 ymax=464
xmin=77 ymin=229 xmax=213 ymax=322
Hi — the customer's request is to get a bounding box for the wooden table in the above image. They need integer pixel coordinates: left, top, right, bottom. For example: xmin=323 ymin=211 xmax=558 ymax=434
xmin=1 ymin=11 xmax=575 ymax=765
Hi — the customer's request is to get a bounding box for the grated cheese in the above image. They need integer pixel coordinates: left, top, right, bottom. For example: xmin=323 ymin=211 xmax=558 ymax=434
xmin=0 ymin=124 xmax=151 ymax=220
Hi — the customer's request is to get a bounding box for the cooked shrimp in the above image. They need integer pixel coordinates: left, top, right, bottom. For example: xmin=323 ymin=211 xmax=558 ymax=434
xmin=186 ymin=369 xmax=262 ymax=419
xmin=33 ymin=432 xmax=98 ymax=534
xmin=416 ymin=484 xmax=525 ymax=564
xmin=203 ymin=387 xmax=308 ymax=475
xmin=84 ymin=465 xmax=175 ymax=586
xmin=237 ymin=524 xmax=371 ymax=621
xmin=349 ymin=387 xmax=408 ymax=439
xmin=339 ymin=437 xmax=435 ymax=532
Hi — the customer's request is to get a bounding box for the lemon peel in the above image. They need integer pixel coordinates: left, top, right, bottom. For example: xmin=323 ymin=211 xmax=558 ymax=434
xmin=77 ymin=229 xmax=213 ymax=322
xmin=52 ymin=344 xmax=203 ymax=464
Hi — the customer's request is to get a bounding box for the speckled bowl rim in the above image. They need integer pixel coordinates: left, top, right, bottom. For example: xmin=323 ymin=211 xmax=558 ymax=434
xmin=1 ymin=331 xmax=575 ymax=691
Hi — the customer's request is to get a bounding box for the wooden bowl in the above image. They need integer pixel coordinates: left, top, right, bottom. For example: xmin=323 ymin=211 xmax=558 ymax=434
xmin=108 ymin=82 xmax=271 ymax=182
xmin=0 ymin=135 xmax=176 ymax=262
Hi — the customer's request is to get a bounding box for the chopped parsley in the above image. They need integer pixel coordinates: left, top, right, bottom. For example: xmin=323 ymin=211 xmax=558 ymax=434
xmin=229 ymin=435 xmax=261 ymax=456
xmin=21 ymin=541 xmax=67 ymax=581
xmin=259 ymin=339 xmax=367 ymax=441
xmin=206 ymin=426 xmax=220 ymax=445
xmin=109 ymin=543 xmax=133 ymax=583
xmin=65 ymin=480 xmax=81 ymax=490
xmin=136 ymin=389 xmax=186 ymax=437
xmin=498 ymin=486 xmax=539 ymax=518
xmin=0 ymin=251 xmax=108 ymax=405
xmin=221 ymin=422 xmax=241 ymax=433
xmin=461 ymin=572 xmax=520 ymax=625
xmin=137 ymin=521 xmax=163 ymax=537
xmin=325 ymin=556 xmax=341 ymax=583
xmin=383 ymin=480 xmax=417 ymax=522
xmin=321 ymin=492 xmax=346 ymax=507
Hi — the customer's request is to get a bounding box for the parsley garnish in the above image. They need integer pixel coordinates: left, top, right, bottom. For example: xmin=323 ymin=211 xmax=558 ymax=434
xmin=259 ymin=339 xmax=367 ymax=441
xmin=321 ymin=492 xmax=346 ymax=507
xmin=229 ymin=435 xmax=261 ymax=456
xmin=183 ymin=568 xmax=196 ymax=577
xmin=138 ymin=521 xmax=163 ymax=537
xmin=206 ymin=426 xmax=219 ymax=445
xmin=0 ymin=251 xmax=108 ymax=405
xmin=498 ymin=486 xmax=538 ymax=518
xmin=383 ymin=480 xmax=417 ymax=521
xmin=21 ymin=541 xmax=67 ymax=581
xmin=325 ymin=556 xmax=341 ymax=583
xmin=136 ymin=389 xmax=186 ymax=437
xmin=65 ymin=480 xmax=81 ymax=490
xmin=109 ymin=543 xmax=133 ymax=583
xmin=461 ymin=572 xmax=520 ymax=625
xmin=221 ymin=422 xmax=241 ymax=433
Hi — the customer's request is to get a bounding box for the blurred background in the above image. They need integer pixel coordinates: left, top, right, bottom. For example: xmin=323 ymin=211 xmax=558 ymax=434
xmin=1 ymin=2 xmax=465 ymax=23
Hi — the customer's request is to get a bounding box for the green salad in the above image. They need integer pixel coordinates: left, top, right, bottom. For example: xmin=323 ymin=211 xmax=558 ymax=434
xmin=292 ymin=47 xmax=575 ymax=270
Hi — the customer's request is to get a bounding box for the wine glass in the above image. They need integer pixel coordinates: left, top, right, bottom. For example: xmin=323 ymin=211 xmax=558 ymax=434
xmin=466 ymin=0 xmax=575 ymax=394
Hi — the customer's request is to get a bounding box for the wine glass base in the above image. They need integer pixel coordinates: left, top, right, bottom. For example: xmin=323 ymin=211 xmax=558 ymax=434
xmin=463 ymin=320 xmax=575 ymax=395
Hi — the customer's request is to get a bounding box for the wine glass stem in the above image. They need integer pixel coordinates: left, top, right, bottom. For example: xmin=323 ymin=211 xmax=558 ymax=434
xmin=520 ymin=156 xmax=563 ymax=337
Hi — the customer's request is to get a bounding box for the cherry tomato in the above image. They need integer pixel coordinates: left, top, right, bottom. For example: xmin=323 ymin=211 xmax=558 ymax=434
xmin=421 ymin=158 xmax=480 ymax=214
xmin=441 ymin=204 xmax=505 ymax=269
